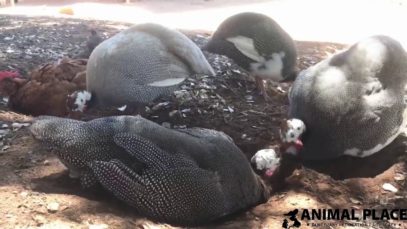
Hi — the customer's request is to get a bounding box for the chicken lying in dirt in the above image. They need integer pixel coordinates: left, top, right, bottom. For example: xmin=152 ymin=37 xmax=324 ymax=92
xmin=0 ymin=58 xmax=87 ymax=117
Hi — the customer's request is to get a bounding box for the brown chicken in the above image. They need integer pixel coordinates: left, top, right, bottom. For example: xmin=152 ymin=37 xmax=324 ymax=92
xmin=0 ymin=58 xmax=87 ymax=117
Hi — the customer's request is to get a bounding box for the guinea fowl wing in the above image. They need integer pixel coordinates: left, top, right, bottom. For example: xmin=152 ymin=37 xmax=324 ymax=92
xmin=90 ymin=133 xmax=227 ymax=225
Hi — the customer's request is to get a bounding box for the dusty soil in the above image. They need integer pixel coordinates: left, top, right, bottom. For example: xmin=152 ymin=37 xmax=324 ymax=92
xmin=0 ymin=15 xmax=407 ymax=229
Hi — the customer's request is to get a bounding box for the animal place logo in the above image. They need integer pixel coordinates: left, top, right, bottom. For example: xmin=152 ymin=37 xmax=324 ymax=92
xmin=281 ymin=208 xmax=406 ymax=228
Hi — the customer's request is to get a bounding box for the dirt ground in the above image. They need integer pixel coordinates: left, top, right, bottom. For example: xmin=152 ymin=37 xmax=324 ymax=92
xmin=0 ymin=15 xmax=407 ymax=229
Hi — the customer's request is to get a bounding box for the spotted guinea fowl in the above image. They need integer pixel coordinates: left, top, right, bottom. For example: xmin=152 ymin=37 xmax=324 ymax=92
xmin=205 ymin=12 xmax=298 ymax=100
xmin=86 ymin=23 xmax=215 ymax=107
xmin=0 ymin=58 xmax=87 ymax=116
xmin=30 ymin=115 xmax=269 ymax=225
xmin=284 ymin=35 xmax=407 ymax=160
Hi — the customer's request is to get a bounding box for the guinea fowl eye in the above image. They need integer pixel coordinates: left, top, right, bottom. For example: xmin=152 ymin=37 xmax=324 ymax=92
xmin=297 ymin=127 xmax=301 ymax=130
xmin=290 ymin=133 xmax=295 ymax=138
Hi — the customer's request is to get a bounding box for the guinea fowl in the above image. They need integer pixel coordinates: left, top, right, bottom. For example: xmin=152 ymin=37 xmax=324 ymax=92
xmin=205 ymin=12 xmax=298 ymax=100
xmin=30 ymin=115 xmax=269 ymax=225
xmin=285 ymin=35 xmax=407 ymax=160
xmin=85 ymin=23 xmax=215 ymax=108
xmin=0 ymin=58 xmax=87 ymax=117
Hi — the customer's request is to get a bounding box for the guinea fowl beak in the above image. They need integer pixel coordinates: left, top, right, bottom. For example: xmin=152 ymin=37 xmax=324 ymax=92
xmin=265 ymin=168 xmax=276 ymax=177
xmin=281 ymin=139 xmax=303 ymax=156
xmin=294 ymin=139 xmax=303 ymax=150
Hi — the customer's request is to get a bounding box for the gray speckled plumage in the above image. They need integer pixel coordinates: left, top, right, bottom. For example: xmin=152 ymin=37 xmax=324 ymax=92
xmin=205 ymin=12 xmax=297 ymax=81
xmin=289 ymin=35 xmax=407 ymax=160
xmin=87 ymin=23 xmax=215 ymax=106
xmin=30 ymin=115 xmax=268 ymax=225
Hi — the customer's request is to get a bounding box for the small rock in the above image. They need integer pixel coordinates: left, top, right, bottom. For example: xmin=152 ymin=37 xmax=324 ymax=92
xmin=20 ymin=191 xmax=29 ymax=198
xmin=32 ymin=214 xmax=47 ymax=226
xmin=1 ymin=124 xmax=8 ymax=129
xmin=47 ymin=202 xmax=60 ymax=213
xmin=382 ymin=183 xmax=398 ymax=193
xmin=43 ymin=160 xmax=51 ymax=166
xmin=1 ymin=145 xmax=10 ymax=151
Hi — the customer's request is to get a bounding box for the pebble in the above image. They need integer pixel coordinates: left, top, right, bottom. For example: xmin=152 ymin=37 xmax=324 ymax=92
xmin=47 ymin=202 xmax=60 ymax=213
xmin=32 ymin=214 xmax=47 ymax=226
xmin=20 ymin=191 xmax=29 ymax=197
xmin=382 ymin=183 xmax=398 ymax=193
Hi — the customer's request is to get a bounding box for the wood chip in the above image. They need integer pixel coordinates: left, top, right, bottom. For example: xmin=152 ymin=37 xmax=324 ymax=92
xmin=350 ymin=197 xmax=361 ymax=204
xmin=382 ymin=183 xmax=398 ymax=193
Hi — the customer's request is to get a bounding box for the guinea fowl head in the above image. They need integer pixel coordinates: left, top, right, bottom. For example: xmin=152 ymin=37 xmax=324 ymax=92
xmin=0 ymin=70 xmax=25 ymax=96
xmin=30 ymin=116 xmax=64 ymax=142
xmin=251 ymin=148 xmax=281 ymax=178
xmin=280 ymin=118 xmax=306 ymax=156
xmin=66 ymin=90 xmax=92 ymax=112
